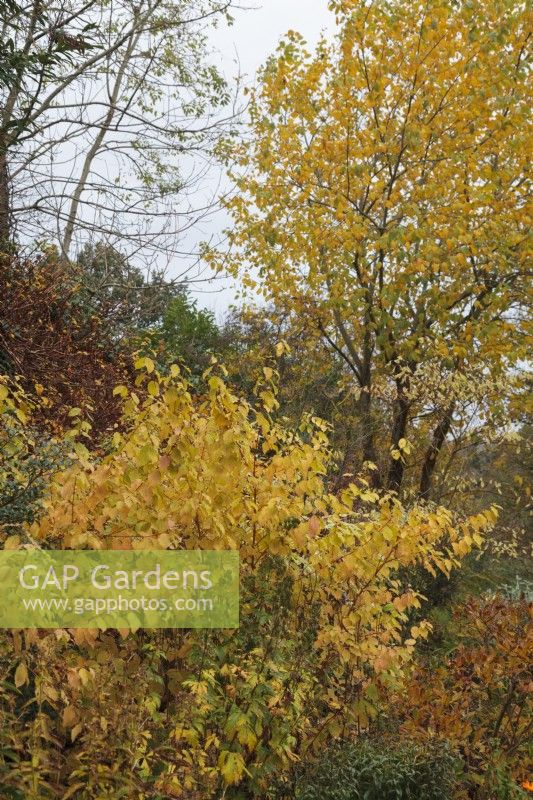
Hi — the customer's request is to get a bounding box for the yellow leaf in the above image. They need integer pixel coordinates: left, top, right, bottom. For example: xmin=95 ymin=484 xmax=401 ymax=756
xmin=62 ymin=705 xmax=78 ymax=728
xmin=4 ymin=535 xmax=21 ymax=550
xmin=71 ymin=723 xmax=83 ymax=742
xmin=218 ymin=750 xmax=246 ymax=786
xmin=14 ymin=662 xmax=28 ymax=688
xmin=78 ymin=668 xmax=91 ymax=687
xmin=134 ymin=356 xmax=155 ymax=373
xmin=62 ymin=782 xmax=86 ymax=800
xmin=237 ymin=724 xmax=258 ymax=751
xmin=15 ymin=407 xmax=27 ymax=424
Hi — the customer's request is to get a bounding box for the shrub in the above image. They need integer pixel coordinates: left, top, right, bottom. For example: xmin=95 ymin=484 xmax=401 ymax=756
xmin=272 ymin=737 xmax=461 ymax=800
xmin=0 ymin=365 xmax=497 ymax=797
xmin=401 ymin=597 xmax=532 ymax=799
xmin=0 ymin=253 xmax=132 ymax=434
xmin=0 ymin=379 xmax=69 ymax=537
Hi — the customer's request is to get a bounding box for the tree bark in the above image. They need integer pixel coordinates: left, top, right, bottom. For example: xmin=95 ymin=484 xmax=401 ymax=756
xmin=0 ymin=148 xmax=10 ymax=247
xmin=61 ymin=24 xmax=140 ymax=258
xmin=357 ymin=358 xmax=382 ymax=489
xmin=358 ymin=384 xmax=377 ymax=466
xmin=419 ymin=403 xmax=455 ymax=499
xmin=0 ymin=1 xmax=42 ymax=248
xmin=387 ymin=380 xmax=410 ymax=492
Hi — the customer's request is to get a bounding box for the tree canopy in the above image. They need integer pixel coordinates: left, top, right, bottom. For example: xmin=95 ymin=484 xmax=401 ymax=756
xmin=216 ymin=0 xmax=531 ymax=497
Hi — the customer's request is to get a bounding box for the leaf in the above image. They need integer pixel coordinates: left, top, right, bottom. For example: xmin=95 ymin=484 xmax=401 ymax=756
xmin=15 ymin=407 xmax=27 ymax=423
xmin=4 ymin=535 xmax=21 ymax=550
xmin=237 ymin=724 xmax=258 ymax=751
xmin=14 ymin=662 xmax=28 ymax=688
xmin=135 ymin=356 xmax=155 ymax=374
xmin=138 ymin=444 xmax=156 ymax=466
xmin=62 ymin=783 xmax=86 ymax=800
xmin=159 ymin=454 xmax=171 ymax=470
xmin=71 ymin=723 xmax=83 ymax=742
xmin=259 ymin=390 xmax=279 ymax=412
xmin=62 ymin=705 xmax=77 ymax=728
xmin=218 ymin=750 xmax=246 ymax=786
xmin=398 ymin=438 xmax=411 ymax=453
xmin=78 ymin=668 xmax=90 ymax=686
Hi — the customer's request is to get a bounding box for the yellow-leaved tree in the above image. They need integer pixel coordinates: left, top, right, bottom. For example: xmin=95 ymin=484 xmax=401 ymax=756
xmin=0 ymin=362 xmax=496 ymax=798
xmin=213 ymin=0 xmax=531 ymax=499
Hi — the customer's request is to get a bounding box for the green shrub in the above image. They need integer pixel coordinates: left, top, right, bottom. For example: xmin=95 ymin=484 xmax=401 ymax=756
xmin=273 ymin=737 xmax=461 ymax=800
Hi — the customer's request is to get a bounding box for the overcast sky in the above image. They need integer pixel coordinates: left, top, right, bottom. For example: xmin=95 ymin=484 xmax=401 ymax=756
xmin=212 ymin=1 xmax=334 ymax=84
xmin=190 ymin=1 xmax=335 ymax=317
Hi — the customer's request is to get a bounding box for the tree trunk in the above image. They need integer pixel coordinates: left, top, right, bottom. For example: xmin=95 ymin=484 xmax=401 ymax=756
xmin=61 ymin=26 xmax=139 ymax=258
xmin=419 ymin=403 xmax=455 ymax=499
xmin=0 ymin=148 xmax=11 ymax=248
xmin=358 ymin=386 xmax=377 ymax=466
xmin=357 ymin=369 xmax=382 ymax=489
xmin=387 ymin=385 xmax=410 ymax=492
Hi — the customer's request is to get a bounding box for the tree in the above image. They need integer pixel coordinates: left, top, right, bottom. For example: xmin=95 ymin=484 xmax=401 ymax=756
xmin=0 ymin=0 xmax=236 ymax=262
xmin=75 ymin=241 xmax=181 ymax=337
xmin=75 ymin=241 xmax=222 ymax=371
xmin=151 ymin=289 xmax=220 ymax=373
xmin=215 ymin=0 xmax=531 ymax=499
xmin=0 ymin=1 xmax=72 ymax=91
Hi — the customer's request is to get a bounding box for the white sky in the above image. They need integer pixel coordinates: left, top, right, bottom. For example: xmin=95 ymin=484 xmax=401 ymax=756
xmin=212 ymin=0 xmax=334 ymax=84
xmin=190 ymin=0 xmax=335 ymax=317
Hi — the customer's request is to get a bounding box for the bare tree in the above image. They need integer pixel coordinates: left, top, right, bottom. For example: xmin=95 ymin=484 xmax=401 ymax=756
xmin=0 ymin=0 xmax=239 ymax=268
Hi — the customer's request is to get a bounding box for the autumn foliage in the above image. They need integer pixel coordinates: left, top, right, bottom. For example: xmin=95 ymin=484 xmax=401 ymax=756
xmin=0 ymin=253 xmax=132 ymax=433
xmin=215 ymin=0 xmax=531 ymax=498
xmin=0 ymin=0 xmax=531 ymax=797
xmin=0 ymin=364 xmax=498 ymax=797
xmin=401 ymin=597 xmax=532 ymax=798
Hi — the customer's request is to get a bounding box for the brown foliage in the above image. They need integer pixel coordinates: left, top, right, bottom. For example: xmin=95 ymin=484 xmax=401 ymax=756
xmin=401 ymin=597 xmax=532 ymax=797
xmin=0 ymin=253 xmax=132 ymax=434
